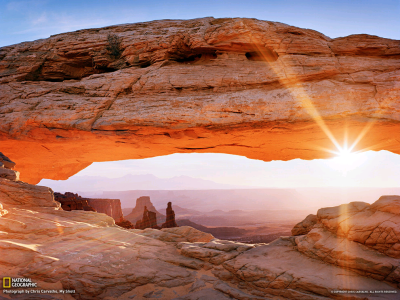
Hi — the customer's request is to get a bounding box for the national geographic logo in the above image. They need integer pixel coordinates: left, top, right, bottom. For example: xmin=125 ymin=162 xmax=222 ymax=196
xmin=3 ymin=277 xmax=10 ymax=288
xmin=2 ymin=277 xmax=37 ymax=288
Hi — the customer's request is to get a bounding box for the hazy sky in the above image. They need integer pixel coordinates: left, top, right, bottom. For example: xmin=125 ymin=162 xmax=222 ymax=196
xmin=1 ymin=0 xmax=399 ymax=47
xmin=40 ymin=151 xmax=400 ymax=188
xmin=3 ymin=0 xmax=400 ymax=188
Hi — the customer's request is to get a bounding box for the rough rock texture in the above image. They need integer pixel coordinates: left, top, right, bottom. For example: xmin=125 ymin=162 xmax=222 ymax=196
xmin=162 ymin=201 xmax=179 ymax=228
xmin=125 ymin=196 xmax=165 ymax=224
xmin=54 ymin=192 xmax=125 ymax=222
xmin=86 ymin=198 xmax=124 ymax=222
xmin=135 ymin=206 xmax=160 ymax=229
xmin=0 ymin=166 xmax=20 ymax=181
xmin=291 ymin=214 xmax=317 ymax=236
xmin=0 ymin=152 xmax=16 ymax=169
xmin=0 ymin=178 xmax=58 ymax=208
xmin=54 ymin=192 xmax=96 ymax=211
xmin=294 ymin=197 xmax=400 ymax=287
xmin=114 ymin=219 xmax=135 ymax=229
xmin=1 ymin=156 xmax=400 ymax=299
xmin=0 ymin=18 xmax=399 ymax=183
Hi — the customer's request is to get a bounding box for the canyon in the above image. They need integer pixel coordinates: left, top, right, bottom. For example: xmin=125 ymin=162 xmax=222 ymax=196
xmin=1 ymin=17 xmax=400 ymax=299
xmin=0 ymin=153 xmax=399 ymax=299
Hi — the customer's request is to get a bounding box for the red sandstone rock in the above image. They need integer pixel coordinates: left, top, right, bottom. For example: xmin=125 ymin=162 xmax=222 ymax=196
xmin=291 ymin=214 xmax=317 ymax=236
xmin=54 ymin=192 xmax=96 ymax=212
xmin=161 ymin=202 xmax=178 ymax=228
xmin=135 ymin=206 xmax=160 ymax=229
xmin=115 ymin=219 xmax=135 ymax=229
xmin=125 ymin=196 xmax=165 ymax=224
xmin=1 ymin=152 xmax=399 ymax=298
xmin=0 ymin=18 xmax=399 ymax=184
xmin=54 ymin=192 xmax=125 ymax=223
xmin=86 ymin=198 xmax=124 ymax=222
xmin=0 ymin=167 xmax=19 ymax=181
xmin=0 ymin=152 xmax=15 ymax=170
xmin=0 ymin=178 xmax=59 ymax=208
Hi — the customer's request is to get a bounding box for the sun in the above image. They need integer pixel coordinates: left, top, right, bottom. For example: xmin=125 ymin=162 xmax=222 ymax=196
xmin=336 ymin=147 xmax=355 ymax=164
xmin=326 ymin=146 xmax=367 ymax=176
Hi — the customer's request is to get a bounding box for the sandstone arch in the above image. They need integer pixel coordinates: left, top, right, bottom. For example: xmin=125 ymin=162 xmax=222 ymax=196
xmin=0 ymin=17 xmax=399 ymax=184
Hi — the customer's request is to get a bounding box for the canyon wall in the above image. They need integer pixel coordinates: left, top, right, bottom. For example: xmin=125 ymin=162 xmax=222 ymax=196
xmin=0 ymin=17 xmax=399 ymax=183
xmin=86 ymin=198 xmax=124 ymax=223
xmin=54 ymin=192 xmax=124 ymax=222
xmin=54 ymin=192 xmax=96 ymax=211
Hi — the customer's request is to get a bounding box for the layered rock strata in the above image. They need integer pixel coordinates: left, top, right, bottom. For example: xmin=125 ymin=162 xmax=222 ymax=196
xmin=54 ymin=191 xmax=125 ymax=223
xmin=292 ymin=198 xmax=400 ymax=287
xmin=54 ymin=192 xmax=96 ymax=211
xmin=0 ymin=18 xmax=399 ymax=183
xmin=125 ymin=196 xmax=165 ymax=224
xmin=0 ymin=152 xmax=399 ymax=299
xmin=162 ymin=201 xmax=179 ymax=228
xmin=135 ymin=206 xmax=160 ymax=229
xmin=86 ymin=198 xmax=124 ymax=222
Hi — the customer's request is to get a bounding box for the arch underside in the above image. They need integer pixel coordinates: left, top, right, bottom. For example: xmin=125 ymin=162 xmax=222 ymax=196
xmin=0 ymin=17 xmax=399 ymax=183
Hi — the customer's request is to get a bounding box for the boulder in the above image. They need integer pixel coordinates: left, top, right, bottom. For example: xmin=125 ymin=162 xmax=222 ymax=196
xmin=115 ymin=219 xmax=135 ymax=229
xmin=291 ymin=214 xmax=317 ymax=236
xmin=370 ymin=195 xmax=400 ymax=214
xmin=0 ymin=167 xmax=20 ymax=181
xmin=0 ymin=152 xmax=16 ymax=170
xmin=315 ymin=200 xmax=400 ymax=258
xmin=0 ymin=178 xmax=59 ymax=208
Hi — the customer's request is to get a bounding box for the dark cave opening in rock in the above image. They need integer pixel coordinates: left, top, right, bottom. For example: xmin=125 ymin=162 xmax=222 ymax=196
xmin=245 ymin=49 xmax=279 ymax=62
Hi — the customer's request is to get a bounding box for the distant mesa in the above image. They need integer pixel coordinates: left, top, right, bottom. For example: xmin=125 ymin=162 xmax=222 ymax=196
xmin=54 ymin=191 xmax=134 ymax=228
xmin=131 ymin=197 xmax=179 ymax=230
xmin=54 ymin=192 xmax=96 ymax=212
xmin=125 ymin=196 xmax=165 ymax=224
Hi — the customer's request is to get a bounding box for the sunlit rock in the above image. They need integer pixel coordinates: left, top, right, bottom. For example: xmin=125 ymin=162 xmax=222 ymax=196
xmin=0 ymin=18 xmax=399 ymax=184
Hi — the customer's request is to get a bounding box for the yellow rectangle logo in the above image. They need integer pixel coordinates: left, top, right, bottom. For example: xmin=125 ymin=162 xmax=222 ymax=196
xmin=3 ymin=277 xmax=11 ymax=288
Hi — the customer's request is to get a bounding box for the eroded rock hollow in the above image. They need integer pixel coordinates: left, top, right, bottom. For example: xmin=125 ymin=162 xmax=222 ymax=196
xmin=0 ymin=17 xmax=399 ymax=183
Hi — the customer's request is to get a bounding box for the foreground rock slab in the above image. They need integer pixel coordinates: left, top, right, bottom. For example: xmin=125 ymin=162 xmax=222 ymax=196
xmin=0 ymin=157 xmax=399 ymax=299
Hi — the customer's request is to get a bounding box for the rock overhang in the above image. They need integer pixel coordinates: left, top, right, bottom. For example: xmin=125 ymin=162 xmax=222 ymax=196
xmin=0 ymin=17 xmax=399 ymax=183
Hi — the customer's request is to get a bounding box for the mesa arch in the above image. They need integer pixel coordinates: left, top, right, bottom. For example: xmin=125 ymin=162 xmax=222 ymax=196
xmin=0 ymin=17 xmax=399 ymax=184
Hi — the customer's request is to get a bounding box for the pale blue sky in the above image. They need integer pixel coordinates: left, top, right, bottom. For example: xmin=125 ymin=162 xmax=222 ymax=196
xmin=1 ymin=0 xmax=399 ymax=47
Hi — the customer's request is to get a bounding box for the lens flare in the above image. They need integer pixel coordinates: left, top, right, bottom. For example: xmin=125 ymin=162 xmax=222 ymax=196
xmin=326 ymin=146 xmax=368 ymax=176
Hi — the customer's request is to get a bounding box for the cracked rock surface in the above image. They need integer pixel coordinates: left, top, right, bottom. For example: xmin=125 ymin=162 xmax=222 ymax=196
xmin=0 ymin=154 xmax=399 ymax=299
xmin=0 ymin=17 xmax=399 ymax=183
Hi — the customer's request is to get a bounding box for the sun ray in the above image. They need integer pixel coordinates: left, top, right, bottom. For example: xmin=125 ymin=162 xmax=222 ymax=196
xmin=243 ymin=27 xmax=384 ymax=159
xmin=246 ymin=33 xmax=344 ymax=153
